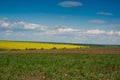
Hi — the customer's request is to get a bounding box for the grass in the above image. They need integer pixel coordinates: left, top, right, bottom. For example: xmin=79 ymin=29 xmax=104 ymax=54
xmin=0 ymin=53 xmax=120 ymax=80
xmin=0 ymin=40 xmax=89 ymax=50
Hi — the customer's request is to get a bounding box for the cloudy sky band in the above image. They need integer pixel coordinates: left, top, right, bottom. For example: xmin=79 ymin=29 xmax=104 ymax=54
xmin=0 ymin=0 xmax=120 ymax=44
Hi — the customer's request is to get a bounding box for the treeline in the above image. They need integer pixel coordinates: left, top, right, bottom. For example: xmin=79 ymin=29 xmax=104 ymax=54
xmin=25 ymin=47 xmax=66 ymax=50
xmin=0 ymin=47 xmax=65 ymax=51
xmin=0 ymin=46 xmax=89 ymax=51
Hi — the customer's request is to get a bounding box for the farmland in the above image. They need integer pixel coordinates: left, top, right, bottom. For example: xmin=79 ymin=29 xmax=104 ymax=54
xmin=0 ymin=40 xmax=88 ymax=50
xmin=0 ymin=53 xmax=120 ymax=80
xmin=0 ymin=40 xmax=120 ymax=80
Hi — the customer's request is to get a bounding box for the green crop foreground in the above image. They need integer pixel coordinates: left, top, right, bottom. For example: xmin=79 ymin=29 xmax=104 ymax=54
xmin=0 ymin=53 xmax=120 ymax=80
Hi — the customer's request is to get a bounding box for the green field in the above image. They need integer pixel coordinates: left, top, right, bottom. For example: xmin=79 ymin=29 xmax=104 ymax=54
xmin=0 ymin=53 xmax=120 ymax=80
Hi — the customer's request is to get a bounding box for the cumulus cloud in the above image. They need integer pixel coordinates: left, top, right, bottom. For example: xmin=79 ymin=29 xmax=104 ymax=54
xmin=42 ymin=26 xmax=78 ymax=35
xmin=85 ymin=29 xmax=120 ymax=36
xmin=5 ymin=30 xmax=13 ymax=36
xmin=97 ymin=12 xmax=113 ymax=16
xmin=56 ymin=27 xmax=77 ymax=33
xmin=58 ymin=1 xmax=82 ymax=7
xmin=0 ymin=18 xmax=13 ymax=28
xmin=1 ymin=22 xmax=10 ymax=27
xmin=0 ymin=18 xmax=120 ymax=44
xmin=89 ymin=20 xmax=106 ymax=24
xmin=16 ymin=21 xmax=47 ymax=30
xmin=0 ymin=18 xmax=119 ymax=37
xmin=115 ymin=31 xmax=120 ymax=36
xmin=85 ymin=29 xmax=105 ymax=35
xmin=0 ymin=19 xmax=47 ymax=31
xmin=0 ymin=18 xmax=78 ymax=36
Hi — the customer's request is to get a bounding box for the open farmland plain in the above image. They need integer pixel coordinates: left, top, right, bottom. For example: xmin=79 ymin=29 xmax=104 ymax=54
xmin=0 ymin=53 xmax=120 ymax=80
xmin=0 ymin=40 xmax=120 ymax=80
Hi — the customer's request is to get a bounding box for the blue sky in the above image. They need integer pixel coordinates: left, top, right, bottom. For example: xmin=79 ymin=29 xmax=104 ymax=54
xmin=0 ymin=0 xmax=120 ymax=44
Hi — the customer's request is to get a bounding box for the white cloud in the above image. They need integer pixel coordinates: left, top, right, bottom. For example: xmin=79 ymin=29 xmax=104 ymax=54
xmin=58 ymin=1 xmax=82 ymax=7
xmin=56 ymin=27 xmax=77 ymax=33
xmin=1 ymin=22 xmax=10 ymax=27
xmin=0 ymin=18 xmax=120 ymax=44
xmin=106 ymin=31 xmax=120 ymax=36
xmin=16 ymin=21 xmax=47 ymax=30
xmin=0 ymin=19 xmax=12 ymax=28
xmin=0 ymin=19 xmax=47 ymax=31
xmin=85 ymin=29 xmax=105 ymax=35
xmin=43 ymin=27 xmax=78 ymax=35
xmin=85 ymin=29 xmax=120 ymax=36
xmin=89 ymin=20 xmax=106 ymax=24
xmin=5 ymin=30 xmax=13 ymax=36
xmin=97 ymin=12 xmax=113 ymax=16
xmin=106 ymin=30 xmax=114 ymax=35
xmin=24 ymin=23 xmax=40 ymax=29
xmin=115 ymin=31 xmax=120 ymax=36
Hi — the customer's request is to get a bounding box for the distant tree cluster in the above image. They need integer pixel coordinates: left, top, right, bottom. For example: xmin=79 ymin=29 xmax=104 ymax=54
xmin=10 ymin=49 xmax=21 ymax=51
xmin=25 ymin=48 xmax=36 ymax=50
xmin=51 ymin=47 xmax=57 ymax=50
xmin=0 ymin=46 xmax=88 ymax=51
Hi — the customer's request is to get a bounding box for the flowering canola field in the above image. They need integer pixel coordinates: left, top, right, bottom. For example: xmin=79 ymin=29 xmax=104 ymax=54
xmin=0 ymin=40 xmax=89 ymax=50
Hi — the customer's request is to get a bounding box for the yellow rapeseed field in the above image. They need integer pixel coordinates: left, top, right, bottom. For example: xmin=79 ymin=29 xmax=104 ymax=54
xmin=0 ymin=40 xmax=89 ymax=50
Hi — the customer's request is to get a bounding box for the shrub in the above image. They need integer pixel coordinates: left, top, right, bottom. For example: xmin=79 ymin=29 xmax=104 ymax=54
xmin=25 ymin=48 xmax=28 ymax=50
xmin=41 ymin=47 xmax=44 ymax=50
xmin=10 ymin=49 xmax=21 ymax=51
xmin=51 ymin=47 xmax=57 ymax=50
xmin=28 ymin=48 xmax=36 ymax=50
xmin=62 ymin=47 xmax=67 ymax=49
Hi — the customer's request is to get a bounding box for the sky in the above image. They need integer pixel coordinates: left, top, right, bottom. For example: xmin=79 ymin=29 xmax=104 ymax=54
xmin=0 ymin=0 xmax=120 ymax=45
